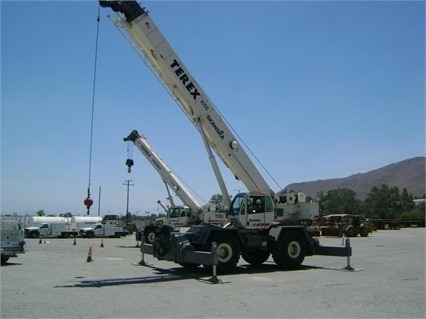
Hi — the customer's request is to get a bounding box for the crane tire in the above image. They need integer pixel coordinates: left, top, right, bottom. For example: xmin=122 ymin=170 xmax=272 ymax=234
xmin=271 ymin=230 xmax=306 ymax=269
xmin=242 ymin=250 xmax=270 ymax=266
xmin=360 ymin=228 xmax=369 ymax=237
xmin=344 ymin=226 xmax=357 ymax=237
xmin=144 ymin=229 xmax=156 ymax=245
xmin=204 ymin=232 xmax=240 ymax=274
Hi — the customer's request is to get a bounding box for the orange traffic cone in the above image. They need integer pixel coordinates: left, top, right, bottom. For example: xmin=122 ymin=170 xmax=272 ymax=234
xmin=73 ymin=237 xmax=77 ymax=245
xmin=86 ymin=242 xmax=93 ymax=262
xmin=100 ymin=239 xmax=104 ymax=248
xmin=39 ymin=237 xmax=43 ymax=244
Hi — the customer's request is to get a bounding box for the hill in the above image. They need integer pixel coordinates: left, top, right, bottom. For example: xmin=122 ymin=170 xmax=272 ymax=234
xmin=284 ymin=157 xmax=425 ymax=200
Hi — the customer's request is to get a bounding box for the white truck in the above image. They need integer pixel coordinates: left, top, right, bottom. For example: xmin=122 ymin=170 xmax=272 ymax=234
xmin=100 ymin=0 xmax=352 ymax=273
xmin=1 ymin=217 xmax=26 ymax=264
xmin=79 ymin=222 xmax=127 ymax=238
xmin=124 ymin=130 xmax=227 ymax=237
xmin=24 ymin=217 xmax=78 ymax=238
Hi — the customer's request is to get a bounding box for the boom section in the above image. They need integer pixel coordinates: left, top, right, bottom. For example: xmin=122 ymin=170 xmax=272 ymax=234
xmin=124 ymin=130 xmax=202 ymax=214
xmin=100 ymin=0 xmax=275 ymax=197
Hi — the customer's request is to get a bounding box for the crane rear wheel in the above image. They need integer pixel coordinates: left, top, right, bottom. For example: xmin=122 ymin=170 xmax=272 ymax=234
xmin=272 ymin=230 xmax=306 ymax=269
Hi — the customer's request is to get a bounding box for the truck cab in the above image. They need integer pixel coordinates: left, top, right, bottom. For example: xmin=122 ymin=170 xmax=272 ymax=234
xmin=229 ymin=192 xmax=275 ymax=230
xmin=27 ymin=223 xmax=51 ymax=237
xmin=167 ymin=206 xmax=191 ymax=227
xmin=24 ymin=222 xmax=77 ymax=238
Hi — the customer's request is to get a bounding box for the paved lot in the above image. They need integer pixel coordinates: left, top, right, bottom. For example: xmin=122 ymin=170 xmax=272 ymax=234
xmin=1 ymin=228 xmax=425 ymax=318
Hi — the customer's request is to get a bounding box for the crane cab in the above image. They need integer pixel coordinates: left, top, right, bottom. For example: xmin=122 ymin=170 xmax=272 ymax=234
xmin=230 ymin=192 xmax=275 ymax=230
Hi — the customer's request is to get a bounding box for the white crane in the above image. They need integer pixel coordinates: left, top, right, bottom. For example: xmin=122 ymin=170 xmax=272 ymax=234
xmin=99 ymin=1 xmax=351 ymax=274
xmin=124 ymin=130 xmax=227 ymax=232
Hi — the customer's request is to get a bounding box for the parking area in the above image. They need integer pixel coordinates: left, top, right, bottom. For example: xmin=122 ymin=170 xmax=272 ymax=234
xmin=1 ymin=228 xmax=425 ymax=318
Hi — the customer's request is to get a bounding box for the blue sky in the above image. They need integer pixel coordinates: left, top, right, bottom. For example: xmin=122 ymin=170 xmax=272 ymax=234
xmin=2 ymin=0 xmax=424 ymax=216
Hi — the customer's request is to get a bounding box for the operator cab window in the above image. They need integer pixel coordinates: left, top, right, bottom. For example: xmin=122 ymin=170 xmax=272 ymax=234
xmin=249 ymin=196 xmax=264 ymax=214
xmin=265 ymin=196 xmax=273 ymax=212
xmin=230 ymin=195 xmax=244 ymax=216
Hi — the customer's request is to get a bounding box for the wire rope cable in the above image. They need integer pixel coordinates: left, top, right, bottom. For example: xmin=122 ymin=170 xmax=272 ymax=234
xmin=85 ymin=4 xmax=101 ymax=215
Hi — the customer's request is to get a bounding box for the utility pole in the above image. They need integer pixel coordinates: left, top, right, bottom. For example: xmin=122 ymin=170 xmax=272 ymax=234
xmin=123 ymin=180 xmax=134 ymax=225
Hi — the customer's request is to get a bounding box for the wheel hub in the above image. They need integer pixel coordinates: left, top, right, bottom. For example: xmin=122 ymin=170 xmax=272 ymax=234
xmin=217 ymin=243 xmax=232 ymax=263
xmin=288 ymin=241 xmax=300 ymax=258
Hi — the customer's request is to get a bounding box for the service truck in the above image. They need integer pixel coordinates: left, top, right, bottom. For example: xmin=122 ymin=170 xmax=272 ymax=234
xmin=1 ymin=217 xmax=26 ymax=264
xmin=124 ymin=130 xmax=227 ymax=243
xmin=79 ymin=222 xmax=127 ymax=238
xmin=24 ymin=217 xmax=78 ymax=238
xmin=100 ymin=0 xmax=352 ymax=273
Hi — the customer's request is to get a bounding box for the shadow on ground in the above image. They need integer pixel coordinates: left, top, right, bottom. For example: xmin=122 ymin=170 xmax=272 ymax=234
xmin=54 ymin=260 xmax=343 ymax=288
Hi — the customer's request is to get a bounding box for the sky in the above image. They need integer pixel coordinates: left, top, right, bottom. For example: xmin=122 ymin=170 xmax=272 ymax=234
xmin=1 ymin=0 xmax=425 ymax=216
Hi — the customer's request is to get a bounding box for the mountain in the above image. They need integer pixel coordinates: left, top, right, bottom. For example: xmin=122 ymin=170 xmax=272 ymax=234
xmin=284 ymin=157 xmax=425 ymax=200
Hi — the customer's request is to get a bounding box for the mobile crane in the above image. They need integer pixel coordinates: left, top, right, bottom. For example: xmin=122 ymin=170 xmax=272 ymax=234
xmin=124 ymin=130 xmax=227 ymax=244
xmin=100 ymin=0 xmax=352 ymax=273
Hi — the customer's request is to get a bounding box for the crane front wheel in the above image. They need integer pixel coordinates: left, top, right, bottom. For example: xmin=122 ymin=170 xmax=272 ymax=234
xmin=204 ymin=232 xmax=240 ymax=274
xmin=143 ymin=226 xmax=156 ymax=244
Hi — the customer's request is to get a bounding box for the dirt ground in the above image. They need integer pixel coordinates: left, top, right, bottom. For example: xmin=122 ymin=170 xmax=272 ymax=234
xmin=1 ymin=228 xmax=425 ymax=318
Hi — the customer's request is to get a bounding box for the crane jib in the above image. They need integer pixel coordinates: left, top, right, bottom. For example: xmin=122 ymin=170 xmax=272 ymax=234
xmin=170 ymin=59 xmax=201 ymax=100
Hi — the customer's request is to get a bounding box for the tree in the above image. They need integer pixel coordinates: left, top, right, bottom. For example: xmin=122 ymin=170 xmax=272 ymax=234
xmin=399 ymin=203 xmax=425 ymax=220
xmin=36 ymin=210 xmax=45 ymax=216
xmin=60 ymin=212 xmax=72 ymax=217
xmin=209 ymin=194 xmax=229 ymax=211
xmin=319 ymin=188 xmax=362 ymax=216
xmin=364 ymin=184 xmax=401 ymax=219
xmin=400 ymin=188 xmax=415 ymax=211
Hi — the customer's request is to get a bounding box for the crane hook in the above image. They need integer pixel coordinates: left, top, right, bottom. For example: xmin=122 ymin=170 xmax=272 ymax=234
xmin=126 ymin=158 xmax=134 ymax=173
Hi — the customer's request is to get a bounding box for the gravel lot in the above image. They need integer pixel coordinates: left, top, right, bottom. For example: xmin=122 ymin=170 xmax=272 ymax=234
xmin=1 ymin=228 xmax=425 ymax=318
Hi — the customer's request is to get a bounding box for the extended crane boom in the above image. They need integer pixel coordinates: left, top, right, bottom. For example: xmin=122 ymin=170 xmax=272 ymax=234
xmin=100 ymin=0 xmax=319 ymax=228
xmin=100 ymin=0 xmax=275 ymax=200
xmin=124 ymin=130 xmax=202 ymax=217
xmin=124 ymin=130 xmax=227 ymax=235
